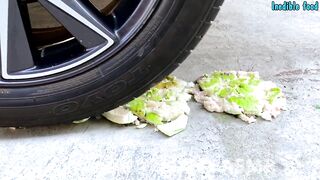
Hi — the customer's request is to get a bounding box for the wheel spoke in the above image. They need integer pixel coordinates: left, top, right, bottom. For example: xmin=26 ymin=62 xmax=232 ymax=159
xmin=39 ymin=0 xmax=116 ymax=49
xmin=0 ymin=0 xmax=157 ymax=83
xmin=0 ymin=0 xmax=35 ymax=79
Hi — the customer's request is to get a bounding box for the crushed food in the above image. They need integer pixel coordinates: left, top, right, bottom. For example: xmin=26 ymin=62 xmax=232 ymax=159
xmin=74 ymin=72 xmax=287 ymax=135
xmin=156 ymin=114 xmax=188 ymax=137
xmin=73 ymin=118 xmax=90 ymax=124
xmin=103 ymin=106 xmax=138 ymax=125
xmin=103 ymin=76 xmax=193 ymax=136
xmin=193 ymin=71 xmax=286 ymax=123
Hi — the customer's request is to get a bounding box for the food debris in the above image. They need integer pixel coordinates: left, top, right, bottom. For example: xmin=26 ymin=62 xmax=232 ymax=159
xmin=316 ymin=105 xmax=320 ymax=110
xmin=193 ymin=71 xmax=286 ymax=123
xmin=103 ymin=76 xmax=193 ymax=136
xmin=73 ymin=118 xmax=90 ymax=124
xmin=103 ymin=106 xmax=138 ymax=125
xmin=75 ymin=71 xmax=287 ymax=135
xmin=136 ymin=123 xmax=148 ymax=129
xmin=157 ymin=114 xmax=188 ymax=137
xmin=8 ymin=127 xmax=16 ymax=131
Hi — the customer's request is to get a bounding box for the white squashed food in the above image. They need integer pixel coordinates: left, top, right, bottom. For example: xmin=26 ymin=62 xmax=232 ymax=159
xmin=72 ymin=118 xmax=90 ymax=124
xmin=103 ymin=76 xmax=193 ymax=136
xmin=193 ymin=71 xmax=286 ymax=123
xmin=157 ymin=114 xmax=188 ymax=137
xmin=103 ymin=106 xmax=138 ymax=124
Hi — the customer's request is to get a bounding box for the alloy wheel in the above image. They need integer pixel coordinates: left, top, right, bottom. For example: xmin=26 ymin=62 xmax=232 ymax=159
xmin=0 ymin=0 xmax=158 ymax=86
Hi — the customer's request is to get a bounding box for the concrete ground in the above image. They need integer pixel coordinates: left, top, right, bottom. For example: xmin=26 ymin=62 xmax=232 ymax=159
xmin=1 ymin=0 xmax=320 ymax=179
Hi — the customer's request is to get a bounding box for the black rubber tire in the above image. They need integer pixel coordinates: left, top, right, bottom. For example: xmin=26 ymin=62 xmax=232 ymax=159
xmin=0 ymin=0 xmax=223 ymax=127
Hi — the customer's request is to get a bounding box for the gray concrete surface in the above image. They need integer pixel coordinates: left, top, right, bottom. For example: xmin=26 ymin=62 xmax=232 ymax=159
xmin=1 ymin=0 xmax=320 ymax=179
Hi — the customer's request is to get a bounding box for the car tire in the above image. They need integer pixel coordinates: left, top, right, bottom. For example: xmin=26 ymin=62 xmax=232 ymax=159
xmin=0 ymin=0 xmax=223 ymax=127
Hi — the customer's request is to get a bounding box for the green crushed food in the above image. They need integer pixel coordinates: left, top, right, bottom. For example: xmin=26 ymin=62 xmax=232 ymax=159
xmin=198 ymin=72 xmax=264 ymax=114
xmin=125 ymin=76 xmax=191 ymax=125
xmin=79 ymin=71 xmax=286 ymax=136
xmin=104 ymin=76 xmax=193 ymax=136
xmin=194 ymin=71 xmax=286 ymax=123
xmin=145 ymin=112 xmax=163 ymax=125
xmin=127 ymin=97 xmax=146 ymax=117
